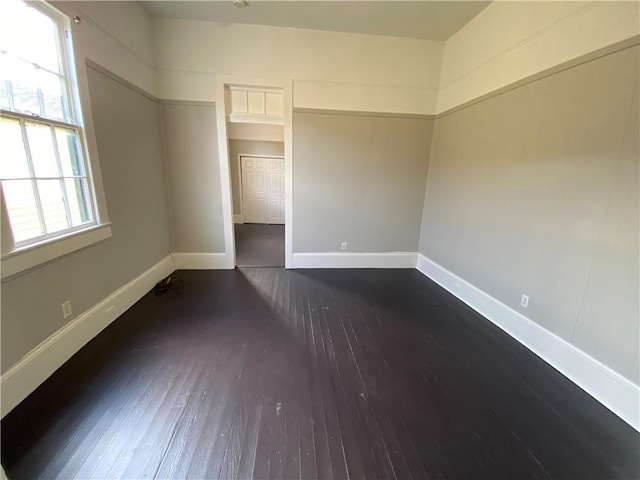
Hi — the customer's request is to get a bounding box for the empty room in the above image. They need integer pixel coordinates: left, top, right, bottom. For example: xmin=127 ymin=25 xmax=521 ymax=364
xmin=0 ymin=1 xmax=638 ymax=479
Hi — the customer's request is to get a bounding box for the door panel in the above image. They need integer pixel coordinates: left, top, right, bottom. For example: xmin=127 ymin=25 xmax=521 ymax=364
xmin=267 ymin=158 xmax=285 ymax=224
xmin=241 ymin=157 xmax=267 ymax=223
xmin=241 ymin=156 xmax=284 ymax=224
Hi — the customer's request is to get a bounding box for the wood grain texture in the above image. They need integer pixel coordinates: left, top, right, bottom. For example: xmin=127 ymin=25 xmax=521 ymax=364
xmin=2 ymin=268 xmax=638 ymax=479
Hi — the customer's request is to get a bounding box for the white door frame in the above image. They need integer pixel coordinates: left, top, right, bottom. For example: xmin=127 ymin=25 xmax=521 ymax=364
xmin=237 ymin=153 xmax=285 ymax=224
xmin=214 ymin=75 xmax=293 ymax=269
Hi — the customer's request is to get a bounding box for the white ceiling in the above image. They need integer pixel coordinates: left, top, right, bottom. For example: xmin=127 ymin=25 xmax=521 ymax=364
xmin=140 ymin=1 xmax=491 ymax=41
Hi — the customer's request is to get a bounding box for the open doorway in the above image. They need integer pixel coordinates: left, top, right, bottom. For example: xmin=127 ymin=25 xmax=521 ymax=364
xmin=225 ymin=85 xmax=285 ymax=267
xmin=234 ymin=154 xmax=285 ymax=266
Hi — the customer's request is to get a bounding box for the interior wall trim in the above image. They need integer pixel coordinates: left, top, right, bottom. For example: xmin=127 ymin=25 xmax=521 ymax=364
xmin=160 ymin=100 xmax=217 ymax=107
xmin=416 ymin=254 xmax=640 ymax=432
xmin=85 ymin=59 xmax=160 ymax=103
xmin=291 ymin=252 xmax=418 ymax=269
xmin=0 ymin=255 xmax=176 ymax=419
xmin=171 ymin=252 xmax=233 ymax=270
xmin=436 ymin=36 xmax=640 ymax=119
xmin=293 ymin=107 xmax=436 ymax=120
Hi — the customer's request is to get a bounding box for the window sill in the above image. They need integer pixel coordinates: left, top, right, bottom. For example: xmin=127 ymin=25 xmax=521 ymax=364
xmin=1 ymin=223 xmax=112 ymax=281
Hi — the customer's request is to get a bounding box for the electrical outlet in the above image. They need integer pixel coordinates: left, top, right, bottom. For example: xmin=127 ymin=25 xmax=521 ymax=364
xmin=61 ymin=300 xmax=72 ymax=319
xmin=341 ymin=242 xmax=347 ymax=251
xmin=521 ymin=294 xmax=529 ymax=308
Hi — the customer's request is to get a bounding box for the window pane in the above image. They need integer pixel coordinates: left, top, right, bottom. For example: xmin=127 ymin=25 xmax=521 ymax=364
xmin=0 ymin=0 xmax=61 ymax=74
xmin=37 ymin=179 xmax=68 ymax=233
xmin=0 ymin=54 xmax=13 ymax=109
xmin=65 ymin=178 xmax=91 ymax=225
xmin=2 ymin=179 xmax=42 ymax=242
xmin=0 ymin=80 xmax=9 ymax=110
xmin=39 ymin=70 xmax=67 ymax=121
xmin=55 ymin=128 xmax=83 ymax=176
xmin=0 ymin=117 xmax=30 ymax=179
xmin=26 ymin=122 xmax=58 ymax=177
xmin=9 ymin=57 xmax=39 ymax=116
xmin=0 ymin=1 xmax=71 ymax=123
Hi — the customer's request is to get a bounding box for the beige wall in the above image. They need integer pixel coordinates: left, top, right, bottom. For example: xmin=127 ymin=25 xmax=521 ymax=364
xmin=419 ymin=45 xmax=639 ymax=383
xmin=153 ymin=18 xmax=442 ymax=114
xmin=229 ymin=140 xmax=284 ymax=216
xmin=437 ymin=1 xmax=640 ymax=113
xmin=1 ymin=65 xmax=172 ymax=373
xmin=161 ymin=102 xmax=225 ymax=253
xmin=293 ymin=112 xmax=434 ymax=253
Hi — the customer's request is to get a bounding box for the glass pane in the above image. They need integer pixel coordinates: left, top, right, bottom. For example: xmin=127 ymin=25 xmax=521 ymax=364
xmin=0 ymin=80 xmax=9 ymax=110
xmin=2 ymin=179 xmax=42 ymax=242
xmin=64 ymin=178 xmax=91 ymax=226
xmin=0 ymin=117 xmax=30 ymax=179
xmin=9 ymin=57 xmax=39 ymax=115
xmin=37 ymin=179 xmax=68 ymax=233
xmin=0 ymin=54 xmax=13 ymax=109
xmin=55 ymin=128 xmax=83 ymax=176
xmin=39 ymin=70 xmax=66 ymax=121
xmin=0 ymin=0 xmax=61 ymax=74
xmin=26 ymin=122 xmax=58 ymax=177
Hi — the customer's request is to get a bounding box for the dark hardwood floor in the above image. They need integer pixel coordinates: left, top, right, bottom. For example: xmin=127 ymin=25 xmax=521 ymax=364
xmin=2 ymin=268 xmax=638 ymax=479
xmin=235 ymin=224 xmax=285 ymax=267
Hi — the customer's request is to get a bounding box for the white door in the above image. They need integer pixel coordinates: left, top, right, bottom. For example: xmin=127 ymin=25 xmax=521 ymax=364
xmin=241 ymin=156 xmax=284 ymax=224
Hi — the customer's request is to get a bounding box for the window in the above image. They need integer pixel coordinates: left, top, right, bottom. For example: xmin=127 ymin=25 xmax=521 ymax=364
xmin=0 ymin=0 xmax=96 ymax=248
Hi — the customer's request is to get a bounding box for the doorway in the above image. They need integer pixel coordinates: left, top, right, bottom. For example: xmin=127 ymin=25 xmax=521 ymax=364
xmin=235 ymin=154 xmax=285 ymax=267
xmin=220 ymin=83 xmax=288 ymax=268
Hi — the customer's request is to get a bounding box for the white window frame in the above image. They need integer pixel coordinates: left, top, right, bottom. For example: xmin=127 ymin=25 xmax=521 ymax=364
xmin=1 ymin=0 xmax=111 ymax=280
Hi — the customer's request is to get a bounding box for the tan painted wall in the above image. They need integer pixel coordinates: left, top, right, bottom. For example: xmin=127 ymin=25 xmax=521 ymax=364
xmin=161 ymin=102 xmax=225 ymax=253
xmin=419 ymin=46 xmax=640 ymax=382
xmin=293 ymin=112 xmax=434 ymax=253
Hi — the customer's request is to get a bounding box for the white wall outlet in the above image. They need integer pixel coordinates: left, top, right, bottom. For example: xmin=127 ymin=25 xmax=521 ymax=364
xmin=521 ymin=294 xmax=529 ymax=308
xmin=341 ymin=242 xmax=347 ymax=251
xmin=61 ymin=300 xmax=72 ymax=319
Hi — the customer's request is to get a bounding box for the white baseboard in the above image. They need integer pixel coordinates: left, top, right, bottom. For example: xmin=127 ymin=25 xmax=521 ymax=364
xmin=416 ymin=254 xmax=640 ymax=431
xmin=0 ymin=255 xmax=175 ymax=418
xmin=234 ymin=214 xmax=243 ymax=224
xmin=172 ymin=252 xmax=234 ymax=270
xmin=291 ymin=252 xmax=417 ymax=269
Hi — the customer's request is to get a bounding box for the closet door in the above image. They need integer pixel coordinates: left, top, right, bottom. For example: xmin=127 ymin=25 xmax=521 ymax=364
xmin=266 ymin=158 xmax=285 ymax=224
xmin=241 ymin=157 xmax=267 ymax=224
xmin=241 ymin=156 xmax=284 ymax=224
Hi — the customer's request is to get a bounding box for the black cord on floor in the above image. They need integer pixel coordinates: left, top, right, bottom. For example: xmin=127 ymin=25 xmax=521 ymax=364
xmin=153 ymin=273 xmax=185 ymax=295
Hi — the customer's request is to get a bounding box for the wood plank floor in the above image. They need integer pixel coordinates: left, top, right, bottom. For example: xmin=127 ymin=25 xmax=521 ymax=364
xmin=2 ymin=268 xmax=638 ymax=479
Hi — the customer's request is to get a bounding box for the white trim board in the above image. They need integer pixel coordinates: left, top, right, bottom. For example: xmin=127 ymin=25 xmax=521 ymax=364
xmin=291 ymin=252 xmax=418 ymax=269
xmin=0 ymin=255 xmax=175 ymax=418
xmin=416 ymin=254 xmax=640 ymax=432
xmin=171 ymin=252 xmax=233 ymax=270
xmin=1 ymin=224 xmax=112 ymax=280
xmin=234 ymin=214 xmax=243 ymax=224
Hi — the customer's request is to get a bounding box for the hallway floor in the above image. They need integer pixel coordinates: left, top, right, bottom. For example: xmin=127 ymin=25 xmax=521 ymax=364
xmin=235 ymin=223 xmax=285 ymax=267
